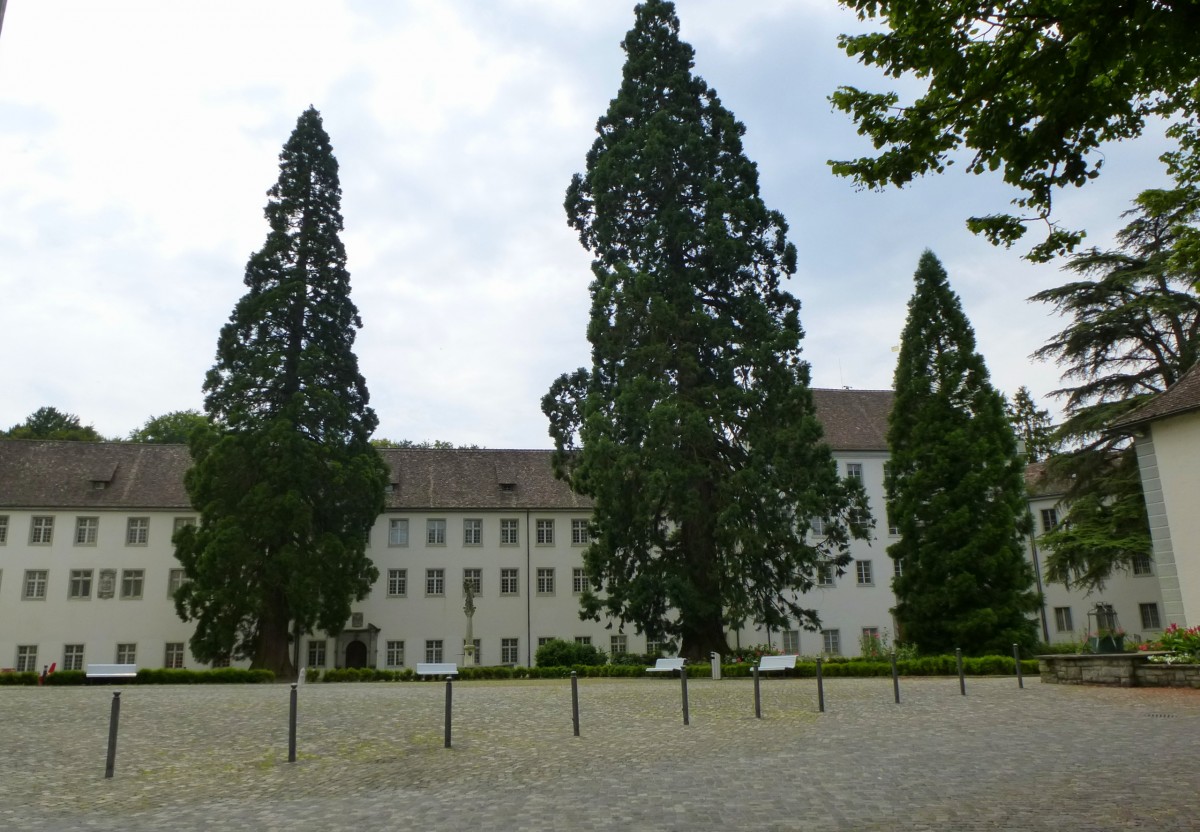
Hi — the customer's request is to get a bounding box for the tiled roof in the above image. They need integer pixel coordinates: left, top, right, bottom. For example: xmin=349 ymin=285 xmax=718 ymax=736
xmin=1109 ymin=361 xmax=1200 ymax=430
xmin=0 ymin=389 xmax=897 ymax=511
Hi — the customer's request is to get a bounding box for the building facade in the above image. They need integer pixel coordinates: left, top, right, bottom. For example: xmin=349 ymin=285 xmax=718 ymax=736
xmin=0 ymin=390 xmax=1165 ymax=673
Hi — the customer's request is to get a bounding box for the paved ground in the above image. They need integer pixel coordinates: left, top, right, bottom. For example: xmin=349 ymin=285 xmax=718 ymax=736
xmin=2 ymin=675 xmax=1198 ymax=831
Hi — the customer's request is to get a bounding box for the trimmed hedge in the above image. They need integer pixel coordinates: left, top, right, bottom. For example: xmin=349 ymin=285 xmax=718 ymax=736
xmin=0 ymin=668 xmax=275 ymax=686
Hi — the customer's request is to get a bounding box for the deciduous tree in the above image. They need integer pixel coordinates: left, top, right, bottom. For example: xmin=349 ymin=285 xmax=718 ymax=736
xmin=174 ymin=108 xmax=388 ymax=677
xmin=4 ymin=406 xmax=103 ymax=441
xmin=127 ymin=410 xmax=208 ymax=444
xmin=543 ymin=0 xmax=869 ymax=661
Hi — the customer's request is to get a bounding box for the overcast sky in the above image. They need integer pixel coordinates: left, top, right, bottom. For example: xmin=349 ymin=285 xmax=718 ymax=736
xmin=0 ymin=1 xmax=1175 ymax=447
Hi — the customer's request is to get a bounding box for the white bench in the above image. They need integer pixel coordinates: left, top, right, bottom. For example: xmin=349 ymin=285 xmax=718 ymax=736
xmin=86 ymin=663 xmax=137 ymax=679
xmin=755 ymin=655 xmax=799 ymax=673
xmin=416 ymin=662 xmax=458 ymax=679
xmin=646 ymin=657 xmax=686 ymax=673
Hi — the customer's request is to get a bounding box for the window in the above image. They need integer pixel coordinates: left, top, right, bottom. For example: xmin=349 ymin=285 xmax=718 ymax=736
xmin=16 ymin=645 xmax=38 ymax=673
xmin=782 ymin=630 xmax=800 ymax=653
xmin=646 ymin=639 xmax=664 ymax=656
xmin=1131 ymin=554 xmax=1154 ymax=576
xmin=574 ymin=636 xmax=592 ymax=646
xmin=463 ymin=568 xmax=482 ymax=595
xmin=893 ymin=558 xmax=903 ymax=578
xmin=810 ymin=516 xmax=827 ymax=537
xmin=126 ymin=517 xmax=149 ymax=546
xmin=856 ymin=560 xmax=874 ymax=586
xmin=210 ymin=656 xmax=230 ymax=668
xmin=167 ymin=568 xmax=186 ymax=597
xmin=463 ymin=519 xmax=482 ymax=546
xmin=536 ymin=519 xmax=554 ymax=545
xmin=862 ymin=626 xmax=880 ymax=641
xmin=845 ymin=462 xmax=863 ymax=480
xmin=425 ymin=640 xmax=444 ymax=663
xmin=386 ymin=640 xmax=405 ymax=667
xmin=0 ymin=515 xmax=7 ymax=544
xmin=425 ymin=568 xmax=445 ymax=596
xmin=75 ymin=517 xmax=99 ymax=545
xmin=817 ymin=562 xmax=835 ymax=587
xmin=120 ymin=569 xmax=144 ymax=599
xmin=501 ymin=638 xmax=519 ymax=664
xmin=115 ymin=643 xmax=137 ymax=665
xmin=388 ymin=518 xmax=409 ymax=546
xmin=536 ymin=567 xmax=555 ymax=595
xmin=23 ymin=570 xmax=48 ymax=600
xmin=164 ymin=643 xmax=185 ymax=669
xmin=1040 ymin=508 xmax=1059 ymax=534
xmin=68 ymin=569 xmax=93 ymax=599
xmin=500 ymin=518 xmax=519 ymax=545
xmin=173 ymin=516 xmax=196 ymax=534
xmin=1054 ymin=607 xmax=1073 ymax=633
xmin=1140 ymin=603 xmax=1162 ymax=630
xmin=822 ymin=629 xmax=841 ymax=656
xmin=30 ymin=516 xmax=54 ymax=545
xmin=572 ymin=567 xmax=587 ymax=594
xmin=500 ymin=568 xmax=519 ymax=595
xmin=426 ymin=519 xmax=446 ymax=545
xmin=610 ymin=634 xmax=627 ymax=657
xmin=307 ymin=640 xmax=327 ymax=668
xmin=387 ymin=568 xmax=407 ymax=597
xmin=63 ymin=644 xmax=84 ymax=671
xmin=571 ymin=519 xmax=590 ymax=545
xmin=537 ymin=637 xmax=557 ymax=647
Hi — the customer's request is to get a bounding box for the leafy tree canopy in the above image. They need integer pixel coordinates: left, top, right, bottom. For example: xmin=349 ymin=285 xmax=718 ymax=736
xmin=127 ymin=410 xmax=208 ymax=444
xmin=4 ymin=406 xmax=104 ymax=441
xmin=831 ymin=1 xmax=1200 ymax=261
xmin=174 ymin=108 xmax=389 ymax=678
xmin=887 ymin=251 xmax=1039 ymax=655
xmin=544 ymin=0 xmax=869 ymax=661
xmin=370 ymin=438 xmax=483 ymax=449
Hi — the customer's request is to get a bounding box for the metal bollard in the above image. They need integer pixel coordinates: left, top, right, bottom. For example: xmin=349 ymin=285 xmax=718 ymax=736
xmin=104 ymin=692 xmax=121 ymax=779
xmin=288 ymin=683 xmax=298 ymax=763
xmin=571 ymin=671 xmax=580 ymax=737
xmin=680 ymin=664 xmax=690 ymax=726
xmin=956 ymin=648 xmax=966 ymax=696
xmin=1013 ymin=643 xmax=1024 ymax=689
xmin=816 ymin=658 xmax=825 ymax=713
xmin=753 ymin=666 xmax=762 ymax=719
xmin=891 ymin=652 xmax=900 ymax=704
xmin=444 ymin=677 xmax=453 ymax=748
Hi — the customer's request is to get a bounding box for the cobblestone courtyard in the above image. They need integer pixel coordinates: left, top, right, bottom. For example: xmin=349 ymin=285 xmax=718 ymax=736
xmin=2 ymin=676 xmax=1197 ymax=831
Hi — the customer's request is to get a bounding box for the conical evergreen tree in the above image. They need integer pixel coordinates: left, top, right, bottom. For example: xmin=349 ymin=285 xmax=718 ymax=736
xmin=887 ymin=251 xmax=1039 ymax=655
xmin=174 ymin=108 xmax=389 ymax=677
xmin=544 ymin=0 xmax=869 ymax=660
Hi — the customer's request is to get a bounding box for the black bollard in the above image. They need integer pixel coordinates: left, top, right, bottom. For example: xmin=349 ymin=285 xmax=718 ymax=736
xmin=1013 ymin=643 xmax=1024 ymax=689
xmin=891 ymin=652 xmax=900 ymax=704
xmin=680 ymin=664 xmax=690 ymax=726
xmin=571 ymin=671 xmax=580 ymax=737
xmin=816 ymin=658 xmax=825 ymax=713
xmin=104 ymin=692 xmax=121 ymax=779
xmin=753 ymin=666 xmax=762 ymax=719
xmin=956 ymin=648 xmax=966 ymax=696
xmin=444 ymin=677 xmax=453 ymax=748
xmin=288 ymin=683 xmax=298 ymax=763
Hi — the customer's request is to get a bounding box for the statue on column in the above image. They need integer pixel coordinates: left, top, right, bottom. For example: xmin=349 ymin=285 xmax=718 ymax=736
xmin=463 ymin=578 xmax=477 ymax=665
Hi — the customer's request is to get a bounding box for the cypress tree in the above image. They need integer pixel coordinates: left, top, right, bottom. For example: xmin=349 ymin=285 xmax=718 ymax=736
xmin=544 ymin=0 xmax=868 ymax=660
xmin=174 ymin=108 xmax=389 ymax=677
xmin=887 ymin=251 xmax=1039 ymax=655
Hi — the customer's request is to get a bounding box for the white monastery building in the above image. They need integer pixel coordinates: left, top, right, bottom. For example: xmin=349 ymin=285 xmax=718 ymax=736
xmin=0 ymin=390 xmax=1166 ymax=673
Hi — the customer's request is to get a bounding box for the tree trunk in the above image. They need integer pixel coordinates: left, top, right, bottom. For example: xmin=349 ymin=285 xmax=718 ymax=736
xmin=677 ymin=483 xmax=730 ymax=662
xmin=678 ymin=612 xmax=730 ymax=662
xmin=253 ymin=592 xmax=295 ymax=678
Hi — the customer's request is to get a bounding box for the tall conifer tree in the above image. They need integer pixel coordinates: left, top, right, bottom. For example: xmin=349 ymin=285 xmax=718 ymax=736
xmin=887 ymin=251 xmax=1038 ymax=655
xmin=174 ymin=108 xmax=388 ymax=676
xmin=544 ymin=0 xmax=868 ymax=660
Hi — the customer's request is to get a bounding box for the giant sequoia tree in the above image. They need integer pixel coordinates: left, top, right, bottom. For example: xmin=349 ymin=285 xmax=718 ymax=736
xmin=887 ymin=251 xmax=1038 ymax=655
xmin=543 ymin=0 xmax=869 ymax=661
xmin=174 ymin=108 xmax=388 ymax=677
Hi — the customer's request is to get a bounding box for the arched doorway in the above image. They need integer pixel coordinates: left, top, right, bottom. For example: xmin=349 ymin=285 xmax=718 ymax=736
xmin=345 ymin=640 xmax=367 ymax=668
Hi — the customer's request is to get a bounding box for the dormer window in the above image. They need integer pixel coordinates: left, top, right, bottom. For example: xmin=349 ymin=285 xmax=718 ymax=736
xmin=499 ymin=482 xmax=516 ymax=492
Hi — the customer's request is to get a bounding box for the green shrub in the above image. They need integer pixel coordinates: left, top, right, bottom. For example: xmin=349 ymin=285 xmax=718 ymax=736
xmin=43 ymin=670 xmax=86 ymax=686
xmin=0 ymin=671 xmax=38 ymax=686
xmin=534 ymin=639 xmax=607 ymax=667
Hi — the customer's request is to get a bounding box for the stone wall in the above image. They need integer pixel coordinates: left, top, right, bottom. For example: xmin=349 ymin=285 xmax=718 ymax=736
xmin=1039 ymin=653 xmax=1200 ymax=688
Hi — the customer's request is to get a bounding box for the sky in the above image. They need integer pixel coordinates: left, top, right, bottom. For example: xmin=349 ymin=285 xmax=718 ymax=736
xmin=0 ymin=1 xmax=1177 ymax=448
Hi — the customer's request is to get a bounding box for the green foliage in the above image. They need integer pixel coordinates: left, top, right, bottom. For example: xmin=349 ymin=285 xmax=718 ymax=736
xmin=887 ymin=251 xmax=1040 ymax=656
xmin=42 ymin=670 xmax=86 ymax=686
xmin=1032 ymin=191 xmax=1200 ymax=590
xmin=534 ymin=639 xmax=607 ymax=667
xmin=369 ymin=438 xmax=483 ymax=449
xmin=127 ymin=410 xmax=208 ymax=444
xmin=175 ymin=108 xmax=390 ymax=677
xmin=134 ymin=668 xmax=274 ymax=684
xmin=4 ymin=406 xmax=103 ymax=441
xmin=830 ymin=0 xmax=1200 ymax=261
xmin=0 ymin=672 xmax=39 ymax=686
xmin=543 ymin=0 xmax=870 ymax=661
xmin=1006 ymin=387 xmax=1056 ymax=463
xmin=1142 ymin=623 xmax=1200 ymax=662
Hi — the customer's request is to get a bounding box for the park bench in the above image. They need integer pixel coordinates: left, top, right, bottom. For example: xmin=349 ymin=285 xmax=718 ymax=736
xmin=755 ymin=654 xmax=799 ymax=674
xmin=416 ymin=662 xmax=458 ymax=679
xmin=645 ymin=657 xmax=686 ymax=674
xmin=86 ymin=663 xmax=137 ymax=681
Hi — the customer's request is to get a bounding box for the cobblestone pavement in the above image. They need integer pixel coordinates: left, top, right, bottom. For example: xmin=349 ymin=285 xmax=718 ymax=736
xmin=2 ymin=676 xmax=1198 ymax=831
